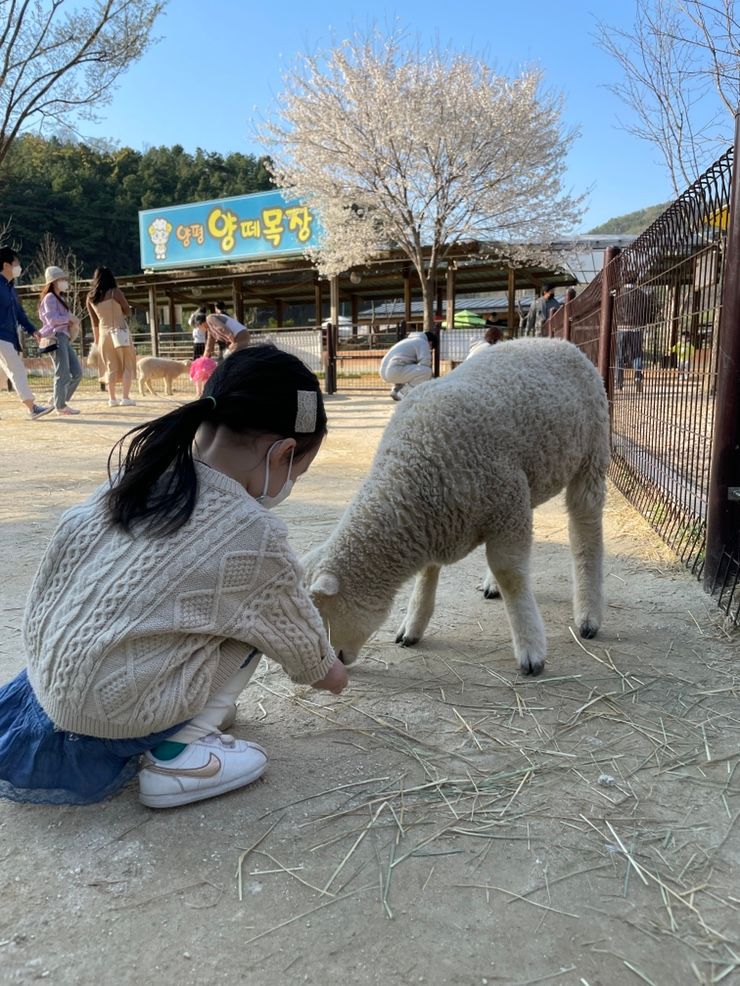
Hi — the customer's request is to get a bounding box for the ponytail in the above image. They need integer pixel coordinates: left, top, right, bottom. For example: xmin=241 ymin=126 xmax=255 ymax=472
xmin=106 ymin=399 xmax=215 ymax=536
xmin=106 ymin=345 xmax=327 ymax=538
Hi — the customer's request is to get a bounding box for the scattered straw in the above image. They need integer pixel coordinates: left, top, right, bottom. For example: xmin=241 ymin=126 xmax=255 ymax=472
xmin=241 ymin=885 xmax=374 ymax=948
xmin=236 ymin=817 xmax=282 ymax=902
xmin=455 ymin=882 xmax=580 ymax=919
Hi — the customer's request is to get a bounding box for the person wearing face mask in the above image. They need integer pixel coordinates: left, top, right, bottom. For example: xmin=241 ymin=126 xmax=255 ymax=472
xmin=38 ymin=266 xmax=83 ymax=416
xmin=0 ymin=345 xmax=347 ymax=809
xmin=0 ymin=247 xmax=51 ymax=419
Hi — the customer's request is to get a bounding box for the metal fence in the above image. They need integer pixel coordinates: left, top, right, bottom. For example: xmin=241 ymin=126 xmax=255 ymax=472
xmin=548 ymin=144 xmax=739 ymax=626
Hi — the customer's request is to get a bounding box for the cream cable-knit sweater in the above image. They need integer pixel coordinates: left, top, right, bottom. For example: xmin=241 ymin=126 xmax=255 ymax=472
xmin=24 ymin=462 xmax=336 ymax=739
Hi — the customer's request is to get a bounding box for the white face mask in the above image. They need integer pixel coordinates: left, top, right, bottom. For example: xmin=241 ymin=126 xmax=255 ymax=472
xmin=11 ymin=264 xmax=21 ymax=280
xmin=257 ymin=441 xmax=295 ymax=509
xmin=58 ymin=280 xmax=69 ymax=291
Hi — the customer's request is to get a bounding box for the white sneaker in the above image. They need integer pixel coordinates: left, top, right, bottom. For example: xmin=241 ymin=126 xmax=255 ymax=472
xmin=120 ymin=397 xmax=136 ymax=406
xmin=108 ymin=398 xmax=120 ymax=407
xmin=138 ymin=733 xmax=267 ymax=808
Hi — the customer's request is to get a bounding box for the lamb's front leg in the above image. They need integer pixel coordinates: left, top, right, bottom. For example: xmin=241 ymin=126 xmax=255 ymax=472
xmin=486 ymin=539 xmax=547 ymax=676
xmin=395 ymin=564 xmax=441 ymax=646
xmin=481 ymin=567 xmax=501 ymax=599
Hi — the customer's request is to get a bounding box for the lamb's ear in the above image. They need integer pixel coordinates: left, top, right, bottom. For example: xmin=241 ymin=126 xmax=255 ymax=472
xmin=309 ymin=572 xmax=340 ymax=598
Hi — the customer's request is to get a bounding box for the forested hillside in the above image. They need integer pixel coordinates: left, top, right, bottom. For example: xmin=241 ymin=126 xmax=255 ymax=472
xmin=1 ymin=136 xmax=274 ymax=276
xmin=588 ymin=201 xmax=670 ymax=235
xmin=2 ymin=135 xmax=673 ymax=276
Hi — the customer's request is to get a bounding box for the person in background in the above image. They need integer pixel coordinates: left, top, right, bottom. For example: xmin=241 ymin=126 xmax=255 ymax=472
xmin=615 ymin=273 xmax=656 ymax=394
xmin=191 ymin=311 xmax=207 ymax=359
xmin=188 ymin=304 xmax=207 ymax=354
xmin=38 ymin=266 xmax=83 ymax=416
xmin=212 ymin=301 xmax=231 ymax=357
xmin=379 ymin=330 xmax=437 ymax=401
xmin=525 ymin=284 xmax=562 ymax=337
xmin=0 ymin=247 xmax=51 ymax=419
xmin=671 ymin=330 xmax=696 ymax=380
xmin=86 ymin=267 xmax=137 ymax=407
xmin=204 ymin=313 xmax=249 ymax=358
xmin=466 ymin=325 xmax=504 ymax=359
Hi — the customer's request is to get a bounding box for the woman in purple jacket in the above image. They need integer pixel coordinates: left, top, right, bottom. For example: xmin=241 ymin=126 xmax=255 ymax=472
xmin=38 ymin=266 xmax=83 ymax=416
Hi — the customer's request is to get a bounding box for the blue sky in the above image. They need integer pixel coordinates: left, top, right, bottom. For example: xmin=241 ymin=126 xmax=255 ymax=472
xmin=82 ymin=0 xmax=676 ymax=231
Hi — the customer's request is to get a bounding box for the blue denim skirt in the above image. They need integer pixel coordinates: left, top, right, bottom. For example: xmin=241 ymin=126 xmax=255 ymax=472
xmin=0 ymin=670 xmax=183 ymax=805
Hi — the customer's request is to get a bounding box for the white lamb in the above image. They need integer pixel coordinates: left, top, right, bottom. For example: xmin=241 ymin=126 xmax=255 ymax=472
xmin=304 ymin=338 xmax=610 ymax=676
xmin=137 ymin=356 xmax=192 ymax=396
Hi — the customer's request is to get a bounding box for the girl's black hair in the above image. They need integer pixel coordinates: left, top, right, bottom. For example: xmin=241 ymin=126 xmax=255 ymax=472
xmin=106 ymin=345 xmax=327 ymax=537
xmin=89 ymin=267 xmax=118 ymax=304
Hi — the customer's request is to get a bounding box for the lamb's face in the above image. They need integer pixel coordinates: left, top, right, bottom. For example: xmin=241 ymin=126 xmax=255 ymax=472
xmin=303 ymin=550 xmax=382 ymax=665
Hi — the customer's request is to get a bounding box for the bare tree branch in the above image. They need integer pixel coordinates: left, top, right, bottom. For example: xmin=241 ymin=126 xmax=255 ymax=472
xmin=597 ymin=0 xmax=738 ymax=194
xmin=0 ymin=0 xmax=167 ymax=170
xmin=261 ymin=30 xmax=582 ymax=330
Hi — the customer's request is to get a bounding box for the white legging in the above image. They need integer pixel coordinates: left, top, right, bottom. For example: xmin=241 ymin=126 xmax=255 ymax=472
xmin=169 ymin=650 xmax=261 ymax=743
xmin=382 ymin=362 xmax=432 ymax=388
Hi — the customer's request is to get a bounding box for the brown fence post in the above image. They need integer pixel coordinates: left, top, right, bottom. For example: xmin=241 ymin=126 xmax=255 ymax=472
xmin=147 ymin=284 xmax=159 ymax=356
xmin=563 ymin=288 xmax=576 ymax=342
xmin=704 ymin=110 xmax=740 ymax=593
xmin=322 ymin=322 xmax=338 ymax=395
xmin=597 ymin=246 xmax=621 ymax=396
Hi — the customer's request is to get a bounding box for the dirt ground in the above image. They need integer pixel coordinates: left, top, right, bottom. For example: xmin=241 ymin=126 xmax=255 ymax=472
xmin=1 ymin=384 xmax=739 ymax=986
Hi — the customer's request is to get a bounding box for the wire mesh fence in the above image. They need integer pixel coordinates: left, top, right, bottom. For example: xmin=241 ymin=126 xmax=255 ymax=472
xmin=550 ymin=146 xmax=739 ymax=626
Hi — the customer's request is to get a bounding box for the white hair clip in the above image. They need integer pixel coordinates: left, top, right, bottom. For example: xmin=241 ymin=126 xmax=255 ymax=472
xmin=295 ymin=390 xmax=318 ymax=433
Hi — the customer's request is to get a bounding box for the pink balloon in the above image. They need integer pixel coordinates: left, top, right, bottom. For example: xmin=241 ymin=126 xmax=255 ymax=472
xmin=189 ymin=356 xmax=218 ymax=383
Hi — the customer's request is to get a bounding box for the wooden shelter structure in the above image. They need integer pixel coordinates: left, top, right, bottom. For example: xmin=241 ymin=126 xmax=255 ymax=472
xmin=101 ymin=241 xmax=578 ymax=352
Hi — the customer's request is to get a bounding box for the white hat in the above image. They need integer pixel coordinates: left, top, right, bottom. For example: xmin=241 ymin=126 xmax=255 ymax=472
xmin=44 ymin=265 xmax=67 ymax=284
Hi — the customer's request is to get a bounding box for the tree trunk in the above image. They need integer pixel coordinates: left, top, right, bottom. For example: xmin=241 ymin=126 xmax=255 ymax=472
xmin=421 ymin=272 xmax=436 ymax=332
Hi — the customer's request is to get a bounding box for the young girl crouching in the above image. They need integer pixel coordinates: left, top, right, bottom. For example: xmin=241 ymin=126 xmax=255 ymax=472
xmin=0 ymin=345 xmax=347 ymax=809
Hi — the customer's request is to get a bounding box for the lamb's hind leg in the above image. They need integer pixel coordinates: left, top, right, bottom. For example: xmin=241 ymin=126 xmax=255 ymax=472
xmin=566 ymin=469 xmax=605 ymax=639
xmin=395 ymin=564 xmax=441 ymax=646
xmin=485 ymin=537 xmax=547 ymax=676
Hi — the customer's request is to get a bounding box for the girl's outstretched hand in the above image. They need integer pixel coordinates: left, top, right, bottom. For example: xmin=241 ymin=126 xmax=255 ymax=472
xmin=311 ymin=658 xmax=348 ymax=695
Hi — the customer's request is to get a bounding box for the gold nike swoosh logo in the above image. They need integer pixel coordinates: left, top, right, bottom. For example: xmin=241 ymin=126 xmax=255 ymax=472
xmin=144 ymin=753 xmax=222 ymax=778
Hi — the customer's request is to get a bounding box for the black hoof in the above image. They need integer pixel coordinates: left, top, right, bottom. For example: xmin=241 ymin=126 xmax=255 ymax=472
xmin=399 ymin=636 xmax=418 ymax=648
xmin=483 ymin=587 xmax=501 ymax=600
xmin=520 ymin=659 xmax=545 ymax=676
xmin=394 ymin=631 xmax=405 ymax=644
xmin=338 ymin=650 xmax=348 ymax=665
xmin=579 ymin=622 xmax=599 ymax=640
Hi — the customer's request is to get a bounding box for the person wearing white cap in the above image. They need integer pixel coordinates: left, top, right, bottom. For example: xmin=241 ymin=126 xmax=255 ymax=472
xmin=38 ymin=266 xmax=83 ymax=416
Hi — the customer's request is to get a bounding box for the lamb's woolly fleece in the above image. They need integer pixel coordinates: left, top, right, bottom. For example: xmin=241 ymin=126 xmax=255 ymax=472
xmin=303 ymin=338 xmax=610 ymax=666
